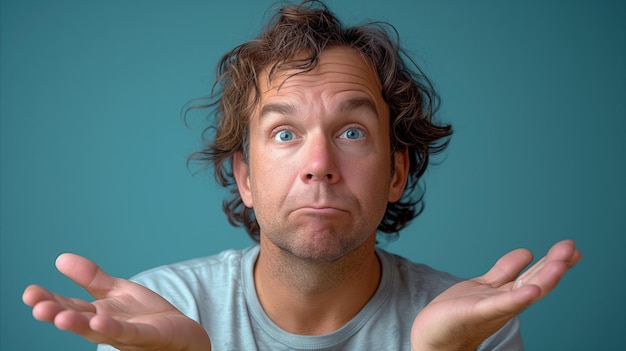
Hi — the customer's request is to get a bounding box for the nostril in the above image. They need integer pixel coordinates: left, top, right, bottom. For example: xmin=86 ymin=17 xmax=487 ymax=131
xmin=305 ymin=173 xmax=333 ymax=180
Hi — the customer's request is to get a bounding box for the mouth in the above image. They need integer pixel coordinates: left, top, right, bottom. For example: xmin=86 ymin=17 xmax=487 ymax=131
xmin=296 ymin=205 xmax=347 ymax=216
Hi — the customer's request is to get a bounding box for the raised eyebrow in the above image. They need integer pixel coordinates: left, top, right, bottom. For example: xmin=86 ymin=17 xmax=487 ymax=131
xmin=259 ymin=102 xmax=297 ymax=119
xmin=338 ymin=97 xmax=379 ymax=120
xmin=259 ymin=98 xmax=379 ymax=119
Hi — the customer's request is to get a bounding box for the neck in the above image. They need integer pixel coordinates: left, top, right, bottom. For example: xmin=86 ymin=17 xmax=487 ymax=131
xmin=254 ymin=235 xmax=381 ymax=335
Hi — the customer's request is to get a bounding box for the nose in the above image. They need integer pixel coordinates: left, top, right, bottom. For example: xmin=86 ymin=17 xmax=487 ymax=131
xmin=301 ymin=134 xmax=340 ymax=183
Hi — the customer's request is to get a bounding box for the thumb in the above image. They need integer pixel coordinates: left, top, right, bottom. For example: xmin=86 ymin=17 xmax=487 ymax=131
xmin=55 ymin=253 xmax=118 ymax=299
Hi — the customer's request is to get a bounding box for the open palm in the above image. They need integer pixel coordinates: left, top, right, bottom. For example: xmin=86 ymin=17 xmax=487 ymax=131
xmin=23 ymin=253 xmax=211 ymax=351
xmin=411 ymin=240 xmax=581 ymax=351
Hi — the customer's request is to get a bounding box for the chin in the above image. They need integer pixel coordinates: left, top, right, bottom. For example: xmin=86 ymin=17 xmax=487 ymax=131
xmin=282 ymin=236 xmax=371 ymax=263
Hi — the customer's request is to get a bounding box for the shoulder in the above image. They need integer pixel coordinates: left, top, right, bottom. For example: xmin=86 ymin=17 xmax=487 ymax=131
xmin=133 ymin=247 xmax=252 ymax=281
xmin=121 ymin=246 xmax=259 ymax=322
xmin=377 ymin=249 xmax=463 ymax=302
xmin=129 ymin=246 xmax=258 ymax=307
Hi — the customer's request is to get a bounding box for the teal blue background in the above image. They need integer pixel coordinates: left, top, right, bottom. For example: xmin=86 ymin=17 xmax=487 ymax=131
xmin=1 ymin=1 xmax=624 ymax=350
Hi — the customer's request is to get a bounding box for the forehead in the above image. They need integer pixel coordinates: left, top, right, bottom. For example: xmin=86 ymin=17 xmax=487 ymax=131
xmin=256 ymin=46 xmax=385 ymax=113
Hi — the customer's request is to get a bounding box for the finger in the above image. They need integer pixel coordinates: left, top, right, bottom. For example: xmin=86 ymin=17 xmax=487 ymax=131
xmin=49 ymin=306 xmax=156 ymax=346
xmin=543 ymin=240 xmax=579 ymax=264
xmin=32 ymin=300 xmax=67 ymax=322
xmin=89 ymin=315 xmax=163 ymax=346
xmin=25 ymin=284 xmax=97 ymax=322
xmin=478 ymin=248 xmax=534 ymax=287
xmin=23 ymin=284 xmax=54 ymax=307
xmin=34 ymin=297 xmax=96 ymax=320
xmin=541 ymin=240 xmax=581 ymax=269
xmin=52 ymin=310 xmax=114 ymax=345
xmin=515 ymin=258 xmax=573 ymax=300
xmin=54 ymin=309 xmax=94 ymax=331
xmin=475 ymin=284 xmax=543 ymax=320
xmin=515 ymin=240 xmax=581 ymax=291
xmin=555 ymin=240 xmax=582 ymax=267
xmin=569 ymin=249 xmax=583 ymax=267
xmin=55 ymin=253 xmax=119 ymax=299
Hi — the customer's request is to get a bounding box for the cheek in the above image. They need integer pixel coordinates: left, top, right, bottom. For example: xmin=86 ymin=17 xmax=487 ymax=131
xmin=346 ymin=160 xmax=392 ymax=200
xmin=248 ymin=154 xmax=294 ymax=201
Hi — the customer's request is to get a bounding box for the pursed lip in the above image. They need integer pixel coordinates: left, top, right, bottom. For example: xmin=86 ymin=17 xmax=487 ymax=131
xmin=294 ymin=204 xmax=348 ymax=215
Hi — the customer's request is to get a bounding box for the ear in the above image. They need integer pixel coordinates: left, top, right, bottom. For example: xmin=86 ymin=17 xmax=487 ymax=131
xmin=388 ymin=149 xmax=409 ymax=203
xmin=233 ymin=151 xmax=253 ymax=208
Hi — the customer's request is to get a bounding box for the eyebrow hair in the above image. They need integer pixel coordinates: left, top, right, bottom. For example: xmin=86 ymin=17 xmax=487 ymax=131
xmin=259 ymin=97 xmax=379 ymax=120
xmin=338 ymin=97 xmax=379 ymax=120
xmin=259 ymin=103 xmax=297 ymax=119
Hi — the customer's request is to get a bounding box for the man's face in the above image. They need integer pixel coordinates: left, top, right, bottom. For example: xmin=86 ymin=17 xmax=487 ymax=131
xmin=234 ymin=46 xmax=408 ymax=262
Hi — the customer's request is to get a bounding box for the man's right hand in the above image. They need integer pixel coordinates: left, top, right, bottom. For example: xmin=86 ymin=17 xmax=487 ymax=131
xmin=22 ymin=253 xmax=211 ymax=351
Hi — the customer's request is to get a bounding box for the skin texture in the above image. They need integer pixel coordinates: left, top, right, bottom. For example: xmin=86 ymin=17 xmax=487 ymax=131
xmin=233 ymin=47 xmax=408 ymax=334
xmin=235 ymin=47 xmax=406 ymax=263
xmin=22 ymin=47 xmax=582 ymax=350
xmin=22 ymin=253 xmax=211 ymax=351
xmin=410 ymin=240 xmax=581 ymax=350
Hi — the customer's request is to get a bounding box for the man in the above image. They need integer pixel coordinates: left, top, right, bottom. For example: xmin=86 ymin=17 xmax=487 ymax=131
xmin=23 ymin=1 xmax=581 ymax=350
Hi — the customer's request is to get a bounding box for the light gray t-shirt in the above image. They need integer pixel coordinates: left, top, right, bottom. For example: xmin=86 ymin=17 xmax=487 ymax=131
xmin=98 ymin=245 xmax=522 ymax=350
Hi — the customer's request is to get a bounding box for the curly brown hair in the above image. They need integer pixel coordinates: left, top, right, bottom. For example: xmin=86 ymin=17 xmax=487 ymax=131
xmin=186 ymin=0 xmax=452 ymax=242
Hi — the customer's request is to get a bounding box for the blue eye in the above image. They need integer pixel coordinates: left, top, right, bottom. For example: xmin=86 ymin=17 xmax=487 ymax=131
xmin=275 ymin=130 xmax=295 ymax=142
xmin=340 ymin=128 xmax=364 ymax=140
